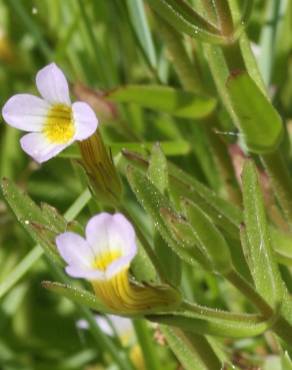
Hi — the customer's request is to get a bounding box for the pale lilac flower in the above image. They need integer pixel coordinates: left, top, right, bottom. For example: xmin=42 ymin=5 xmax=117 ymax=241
xmin=56 ymin=212 xmax=137 ymax=281
xmin=77 ymin=314 xmax=134 ymax=339
xmin=56 ymin=212 xmax=180 ymax=314
xmin=2 ymin=63 xmax=98 ymax=163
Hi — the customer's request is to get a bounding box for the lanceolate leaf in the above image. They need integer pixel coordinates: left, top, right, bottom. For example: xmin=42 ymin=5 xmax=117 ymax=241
xmin=148 ymin=144 xmax=181 ymax=285
xmin=270 ymin=227 xmax=292 ymax=265
xmin=1 ymin=178 xmax=65 ymax=265
xmin=226 ymin=71 xmax=283 ymax=153
xmin=106 ymin=85 xmax=217 ymax=118
xmin=42 ymin=281 xmax=110 ymax=313
xmin=61 ymin=140 xmax=191 ymax=158
xmin=149 ymin=311 xmax=274 ymax=338
xmin=148 ymin=143 xmax=168 ymax=194
xmin=121 ymin=150 xmax=242 ymax=239
xmin=242 ymin=161 xmax=284 ymax=306
xmin=126 ymin=0 xmax=157 ymax=69
xmin=161 ymin=327 xmax=221 ymax=370
xmin=147 ymin=0 xmax=226 ymax=45
xmin=126 ymin=166 xmax=212 ymax=269
xmin=181 ymin=199 xmax=233 ymax=274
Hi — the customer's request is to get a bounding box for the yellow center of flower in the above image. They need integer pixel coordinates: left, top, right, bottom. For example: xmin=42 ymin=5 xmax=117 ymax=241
xmin=43 ymin=104 xmax=75 ymax=144
xmin=94 ymin=250 xmax=122 ymax=271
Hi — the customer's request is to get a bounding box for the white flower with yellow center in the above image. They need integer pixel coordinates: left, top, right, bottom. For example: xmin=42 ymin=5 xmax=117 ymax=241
xmin=56 ymin=212 xmax=181 ymax=314
xmin=2 ymin=63 xmax=98 ymax=163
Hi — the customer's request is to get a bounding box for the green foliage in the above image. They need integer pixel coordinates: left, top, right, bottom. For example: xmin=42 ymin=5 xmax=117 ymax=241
xmin=226 ymin=71 xmax=283 ymax=153
xmin=241 ymin=161 xmax=284 ymax=306
xmin=181 ymin=198 xmax=233 ymax=274
xmin=107 ymin=84 xmax=217 ymax=118
xmin=2 ymin=0 xmax=292 ymax=369
xmin=1 ymin=178 xmax=65 ymax=265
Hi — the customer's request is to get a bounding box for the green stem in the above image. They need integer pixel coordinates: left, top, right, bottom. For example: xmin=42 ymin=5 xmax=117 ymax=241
xmin=258 ymin=0 xmax=283 ymax=86
xmin=155 ymin=13 xmax=205 ymax=94
xmin=226 ymin=269 xmax=292 ymax=344
xmin=222 ymin=41 xmax=246 ymax=71
xmin=154 ymin=10 xmax=240 ymax=201
xmin=0 ymin=246 xmax=43 ymax=299
xmin=226 ymin=269 xmax=273 ymax=316
xmin=215 ymin=21 xmax=292 ymax=227
xmin=133 ymin=319 xmax=160 ymax=370
xmin=181 ymin=300 xmax=262 ymax=322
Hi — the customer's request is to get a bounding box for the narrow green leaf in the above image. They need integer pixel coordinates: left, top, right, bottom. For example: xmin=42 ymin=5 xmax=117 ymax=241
xmin=149 ymin=311 xmax=273 ymax=338
xmin=121 ymin=150 xmax=242 ymax=239
xmin=1 ymin=178 xmax=65 ymax=264
xmin=242 ymin=160 xmax=284 ymax=305
xmin=126 ymin=166 xmax=212 ymax=269
xmin=126 ymin=0 xmax=157 ymax=69
xmin=106 ymin=85 xmax=217 ymax=118
xmin=226 ymin=71 xmax=283 ymax=153
xmin=161 ymin=326 xmax=221 ymax=370
xmin=40 ymin=203 xmax=68 ymax=233
xmin=0 ymin=246 xmax=43 ymax=300
xmin=148 ymin=144 xmax=181 ymax=285
xmin=61 ymin=140 xmax=191 ymax=159
xmin=131 ymin=241 xmax=158 ymax=284
xmin=154 ymin=233 xmax=182 ymax=286
xmin=147 ymin=0 xmax=227 ymax=45
xmin=181 ymin=199 xmax=233 ymax=274
xmin=42 ymin=281 xmax=110 ymax=313
xmin=148 ymin=143 xmax=168 ymax=194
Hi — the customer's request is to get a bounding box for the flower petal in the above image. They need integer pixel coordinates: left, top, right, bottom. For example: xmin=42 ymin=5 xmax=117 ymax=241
xmin=56 ymin=232 xmax=93 ymax=268
xmin=95 ymin=315 xmax=133 ymax=337
xmin=2 ymin=94 xmax=50 ymax=131
xmin=66 ymin=265 xmax=105 ymax=280
xmin=20 ymin=132 xmax=69 ymax=163
xmin=106 ymin=315 xmax=133 ymax=336
xmin=36 ymin=63 xmax=71 ymax=105
xmin=106 ymin=253 xmax=136 ymax=279
xmin=85 ymin=213 xmax=137 ymax=258
xmin=72 ymin=101 xmax=98 ymax=140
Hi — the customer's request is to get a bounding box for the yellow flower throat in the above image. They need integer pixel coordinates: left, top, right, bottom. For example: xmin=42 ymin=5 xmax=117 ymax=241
xmin=93 ymin=250 xmax=122 ymax=271
xmin=43 ymin=104 xmax=75 ymax=144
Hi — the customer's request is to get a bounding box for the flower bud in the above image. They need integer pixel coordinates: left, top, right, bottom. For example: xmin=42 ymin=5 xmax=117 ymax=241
xmin=78 ymin=130 xmax=123 ymax=207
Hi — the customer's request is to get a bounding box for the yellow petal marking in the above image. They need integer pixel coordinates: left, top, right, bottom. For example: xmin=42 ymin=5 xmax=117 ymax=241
xmin=43 ymin=104 xmax=75 ymax=144
xmin=93 ymin=250 xmax=122 ymax=271
xmin=91 ymin=268 xmax=181 ymax=314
